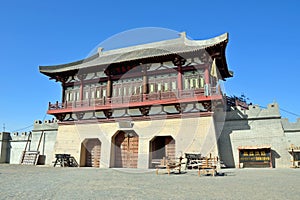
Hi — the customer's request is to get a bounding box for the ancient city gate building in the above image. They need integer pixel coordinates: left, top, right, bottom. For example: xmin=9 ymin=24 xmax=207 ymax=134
xmin=39 ymin=32 xmax=232 ymax=168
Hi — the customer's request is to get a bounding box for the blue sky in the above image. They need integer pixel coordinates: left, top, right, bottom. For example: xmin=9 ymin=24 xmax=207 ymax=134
xmin=0 ymin=0 xmax=299 ymax=132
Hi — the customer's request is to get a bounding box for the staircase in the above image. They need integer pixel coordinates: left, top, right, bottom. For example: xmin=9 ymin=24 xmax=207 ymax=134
xmin=21 ymin=151 xmax=40 ymax=165
xmin=20 ymin=131 xmax=44 ymax=165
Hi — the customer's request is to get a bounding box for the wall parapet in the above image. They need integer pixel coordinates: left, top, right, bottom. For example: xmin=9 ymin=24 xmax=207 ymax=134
xmin=33 ymin=119 xmax=58 ymax=131
xmin=281 ymin=118 xmax=300 ymax=132
xmin=224 ymin=103 xmax=281 ymax=121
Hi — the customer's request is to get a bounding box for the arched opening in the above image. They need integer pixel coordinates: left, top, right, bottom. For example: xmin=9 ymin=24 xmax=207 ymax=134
xmin=149 ymin=136 xmax=175 ymax=168
xmin=80 ymin=138 xmax=101 ymax=167
xmin=111 ymin=130 xmax=139 ymax=168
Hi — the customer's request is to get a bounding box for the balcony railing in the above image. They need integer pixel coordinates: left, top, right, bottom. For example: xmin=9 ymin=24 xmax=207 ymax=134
xmin=48 ymin=87 xmax=221 ymax=111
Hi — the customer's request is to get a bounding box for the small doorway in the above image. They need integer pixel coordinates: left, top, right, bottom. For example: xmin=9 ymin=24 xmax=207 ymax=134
xmin=80 ymin=138 xmax=101 ymax=167
xmin=149 ymin=136 xmax=175 ymax=168
xmin=111 ymin=131 xmax=139 ymax=168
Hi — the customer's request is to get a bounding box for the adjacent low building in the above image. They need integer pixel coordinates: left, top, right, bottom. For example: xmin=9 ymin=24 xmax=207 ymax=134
xmin=217 ymin=103 xmax=300 ymax=168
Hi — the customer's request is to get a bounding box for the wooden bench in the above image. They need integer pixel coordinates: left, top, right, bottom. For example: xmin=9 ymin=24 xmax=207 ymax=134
xmin=156 ymin=157 xmax=183 ymax=175
xmin=198 ymin=157 xmax=218 ymax=177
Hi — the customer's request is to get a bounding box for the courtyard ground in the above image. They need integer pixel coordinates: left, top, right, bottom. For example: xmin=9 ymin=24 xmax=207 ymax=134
xmin=0 ymin=164 xmax=299 ymax=199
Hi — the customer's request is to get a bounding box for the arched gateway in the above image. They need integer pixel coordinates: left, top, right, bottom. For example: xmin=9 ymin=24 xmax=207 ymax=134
xmin=149 ymin=136 xmax=175 ymax=168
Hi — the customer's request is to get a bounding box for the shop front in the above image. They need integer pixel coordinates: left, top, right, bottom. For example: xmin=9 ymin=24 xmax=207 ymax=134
xmin=238 ymin=146 xmax=272 ymax=168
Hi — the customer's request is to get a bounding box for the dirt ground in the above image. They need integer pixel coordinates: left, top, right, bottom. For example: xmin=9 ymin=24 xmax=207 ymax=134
xmin=0 ymin=164 xmax=299 ymax=200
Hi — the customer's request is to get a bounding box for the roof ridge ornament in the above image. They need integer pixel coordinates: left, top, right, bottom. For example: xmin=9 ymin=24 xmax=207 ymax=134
xmin=179 ymin=32 xmax=186 ymax=39
xmin=98 ymin=47 xmax=104 ymax=53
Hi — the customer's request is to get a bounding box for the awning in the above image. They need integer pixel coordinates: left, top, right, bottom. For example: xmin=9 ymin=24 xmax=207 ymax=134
xmin=238 ymin=145 xmax=271 ymax=150
xmin=288 ymin=149 xmax=300 ymax=152
xmin=288 ymin=145 xmax=300 ymax=152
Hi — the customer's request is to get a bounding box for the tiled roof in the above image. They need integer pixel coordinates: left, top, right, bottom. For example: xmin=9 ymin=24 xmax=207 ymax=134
xmin=39 ymin=32 xmax=229 ymax=75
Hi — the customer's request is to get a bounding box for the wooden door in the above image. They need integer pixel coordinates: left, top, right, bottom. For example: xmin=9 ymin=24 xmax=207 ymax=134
xmin=85 ymin=139 xmax=101 ymax=167
xmin=165 ymin=136 xmax=175 ymax=160
xmin=114 ymin=131 xmax=139 ymax=168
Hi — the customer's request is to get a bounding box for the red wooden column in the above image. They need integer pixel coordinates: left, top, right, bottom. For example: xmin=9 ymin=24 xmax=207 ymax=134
xmin=173 ymin=57 xmax=186 ymax=96
xmin=77 ymin=74 xmax=86 ymax=102
xmin=204 ymin=66 xmax=210 ymax=85
xmin=177 ymin=65 xmax=183 ymax=92
xmin=142 ymin=65 xmax=148 ymax=100
xmin=105 ymin=70 xmax=112 ymax=103
xmin=204 ymin=65 xmax=210 ymax=96
xmin=73 ymin=74 xmax=87 ymax=107
xmin=107 ymin=77 xmax=111 ymax=97
xmin=80 ymin=80 xmax=84 ymax=102
xmin=62 ymin=84 xmax=66 ymax=103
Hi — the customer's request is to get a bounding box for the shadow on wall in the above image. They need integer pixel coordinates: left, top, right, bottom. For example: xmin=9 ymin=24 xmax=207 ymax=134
xmin=271 ymin=149 xmax=281 ymax=168
xmin=216 ymin=106 xmax=251 ymax=168
xmin=7 ymin=138 xmax=12 ymax=164
xmin=0 ymin=133 xmax=12 ymax=164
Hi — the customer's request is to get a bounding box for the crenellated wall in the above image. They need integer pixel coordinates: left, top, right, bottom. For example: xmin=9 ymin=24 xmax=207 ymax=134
xmin=282 ymin=118 xmax=300 ymax=155
xmin=281 ymin=118 xmax=300 ymax=132
xmin=9 ymin=131 xmax=31 ymax=164
xmin=30 ymin=119 xmax=58 ymax=165
xmin=1 ymin=119 xmax=58 ymax=165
